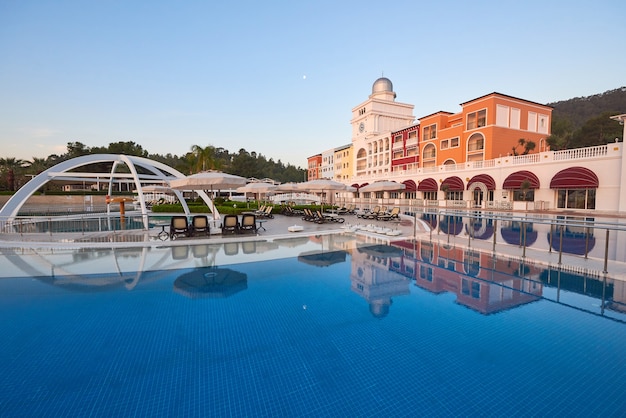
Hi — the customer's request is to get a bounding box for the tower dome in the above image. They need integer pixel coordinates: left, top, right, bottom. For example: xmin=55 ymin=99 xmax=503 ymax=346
xmin=372 ymin=77 xmax=393 ymax=94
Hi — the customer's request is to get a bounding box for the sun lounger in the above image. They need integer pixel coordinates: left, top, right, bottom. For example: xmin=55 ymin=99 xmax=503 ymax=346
xmin=221 ymin=214 xmax=239 ymax=235
xmin=190 ymin=215 xmax=210 ymax=237
xmin=377 ymin=207 xmax=400 ymax=221
xmin=240 ymin=213 xmax=258 ymax=234
xmin=169 ymin=216 xmax=190 ymax=240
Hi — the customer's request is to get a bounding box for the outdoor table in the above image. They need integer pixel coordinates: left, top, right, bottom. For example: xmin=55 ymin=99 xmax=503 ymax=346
xmin=153 ymin=220 xmax=170 ymax=240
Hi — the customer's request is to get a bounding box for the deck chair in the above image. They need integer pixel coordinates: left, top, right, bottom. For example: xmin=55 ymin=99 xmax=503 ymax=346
xmin=302 ymin=208 xmax=316 ymax=221
xmin=191 ymin=215 xmax=210 ymax=237
xmin=169 ymin=216 xmax=189 ymax=240
xmin=377 ymin=206 xmax=400 ymax=221
xmin=240 ymin=213 xmax=258 ymax=234
xmin=254 ymin=205 xmax=267 ymax=216
xmin=260 ymin=205 xmax=274 ymax=219
xmin=221 ymin=214 xmax=239 ymax=235
xmin=359 ymin=206 xmax=380 ymax=219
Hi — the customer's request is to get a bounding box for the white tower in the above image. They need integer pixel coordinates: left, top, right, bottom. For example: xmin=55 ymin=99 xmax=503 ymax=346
xmin=351 ymin=77 xmax=415 ymax=178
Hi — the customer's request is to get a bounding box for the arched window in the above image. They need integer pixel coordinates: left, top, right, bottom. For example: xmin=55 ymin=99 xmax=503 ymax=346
xmin=422 ymin=143 xmax=436 ymax=168
xmin=443 ymin=159 xmax=456 ymax=168
xmin=356 ymin=148 xmax=367 ymax=171
xmin=467 ymin=133 xmax=485 ymax=162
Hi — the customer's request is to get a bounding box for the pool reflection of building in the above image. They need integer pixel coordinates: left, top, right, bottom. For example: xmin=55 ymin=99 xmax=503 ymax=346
xmin=349 ymin=244 xmax=410 ymax=318
xmin=389 ymin=239 xmax=542 ymax=314
xmin=421 ymin=212 xmax=620 ymax=261
xmin=2 ymin=233 xmax=625 ymax=317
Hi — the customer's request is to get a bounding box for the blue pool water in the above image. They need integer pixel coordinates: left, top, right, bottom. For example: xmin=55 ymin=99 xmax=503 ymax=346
xmin=1 ymin=239 xmax=625 ymax=417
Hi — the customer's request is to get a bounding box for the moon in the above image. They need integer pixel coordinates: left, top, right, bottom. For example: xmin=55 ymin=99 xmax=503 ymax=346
xmin=302 ymin=75 xmax=307 ymax=80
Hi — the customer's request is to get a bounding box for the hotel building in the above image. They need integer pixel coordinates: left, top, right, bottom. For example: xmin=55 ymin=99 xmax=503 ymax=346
xmin=312 ymin=77 xmax=626 ymax=214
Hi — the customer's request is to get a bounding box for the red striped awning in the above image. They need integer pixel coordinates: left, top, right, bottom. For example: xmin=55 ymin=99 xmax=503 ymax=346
xmin=402 ymin=179 xmax=417 ymax=192
xmin=502 ymin=171 xmax=540 ymax=190
xmin=440 ymin=176 xmax=464 ymax=192
xmin=467 ymin=174 xmax=496 ymax=190
xmin=417 ymin=178 xmax=438 ymax=191
xmin=550 ymin=167 xmax=599 ymax=189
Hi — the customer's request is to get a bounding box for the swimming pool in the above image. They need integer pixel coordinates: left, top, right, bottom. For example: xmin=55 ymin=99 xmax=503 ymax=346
xmin=1 ymin=235 xmax=625 ymax=416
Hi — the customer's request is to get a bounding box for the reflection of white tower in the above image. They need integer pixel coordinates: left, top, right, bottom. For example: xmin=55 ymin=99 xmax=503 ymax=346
xmin=350 ymin=249 xmax=410 ymax=318
xmin=351 ymin=77 xmax=415 ymax=178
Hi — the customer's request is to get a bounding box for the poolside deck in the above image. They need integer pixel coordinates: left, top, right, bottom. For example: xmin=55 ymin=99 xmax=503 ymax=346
xmin=0 ymin=211 xmax=422 ymax=248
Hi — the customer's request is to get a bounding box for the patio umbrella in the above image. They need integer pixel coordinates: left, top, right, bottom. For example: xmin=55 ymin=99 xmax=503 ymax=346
xmin=275 ymin=182 xmax=301 ymax=192
xmin=358 ymin=181 xmax=406 ymax=193
xmin=169 ymin=171 xmax=247 ymax=192
xmin=297 ymin=179 xmax=352 ymax=211
xmin=173 ymin=266 xmax=248 ymax=299
xmin=236 ymin=182 xmax=277 ymax=202
xmin=169 ymin=171 xmax=247 ymax=219
xmin=298 ymin=250 xmax=347 ymax=267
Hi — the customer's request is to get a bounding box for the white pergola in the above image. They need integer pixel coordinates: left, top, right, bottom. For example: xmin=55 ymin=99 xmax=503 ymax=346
xmin=0 ymin=154 xmax=220 ymax=228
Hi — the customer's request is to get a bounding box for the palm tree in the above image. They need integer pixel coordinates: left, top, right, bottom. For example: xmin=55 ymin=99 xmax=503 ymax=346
xmin=191 ymin=145 xmax=217 ymax=172
xmin=26 ymin=157 xmax=50 ymax=193
xmin=520 ymin=179 xmax=531 ymax=201
xmin=0 ymin=157 xmax=27 ymax=191
xmin=512 ymin=138 xmax=536 ymax=156
xmin=26 ymin=157 xmax=49 ymax=175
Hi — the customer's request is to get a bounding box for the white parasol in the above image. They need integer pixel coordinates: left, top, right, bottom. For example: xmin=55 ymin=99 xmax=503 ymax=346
xmin=236 ymin=182 xmax=277 ymax=202
xmin=169 ymin=171 xmax=247 ymax=219
xmin=297 ymin=179 xmax=352 ymax=211
xmin=358 ymin=181 xmax=406 ymax=193
xmin=169 ymin=171 xmax=247 ymax=191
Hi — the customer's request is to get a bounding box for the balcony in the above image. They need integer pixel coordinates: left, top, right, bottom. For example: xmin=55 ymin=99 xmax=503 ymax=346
xmin=352 ymin=143 xmax=619 ymax=183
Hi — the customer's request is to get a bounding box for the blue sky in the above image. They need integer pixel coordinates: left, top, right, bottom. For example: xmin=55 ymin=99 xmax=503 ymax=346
xmin=1 ymin=0 xmax=624 ymax=168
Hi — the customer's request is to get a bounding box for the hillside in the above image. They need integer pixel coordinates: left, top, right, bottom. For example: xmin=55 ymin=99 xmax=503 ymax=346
xmin=547 ymin=87 xmax=626 ymax=129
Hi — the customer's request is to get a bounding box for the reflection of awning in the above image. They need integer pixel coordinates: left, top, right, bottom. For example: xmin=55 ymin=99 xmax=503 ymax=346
xmin=465 ymin=222 xmax=494 ymax=240
xmin=298 ymin=250 xmax=347 ymax=267
xmin=417 ymin=178 xmax=438 ymax=191
xmin=501 ymin=227 xmax=538 ymax=246
xmin=440 ymin=176 xmax=464 ymax=191
xmin=173 ymin=267 xmax=248 ymax=299
xmin=439 ymin=215 xmax=463 ymax=235
xmin=503 ymin=171 xmax=540 ymax=189
xmin=467 ymin=174 xmax=496 ymax=190
xmin=550 ymin=167 xmax=599 ymax=189
xmin=548 ymin=231 xmax=596 ymax=255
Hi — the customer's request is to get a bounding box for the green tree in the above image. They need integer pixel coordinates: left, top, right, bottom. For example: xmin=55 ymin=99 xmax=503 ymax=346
xmin=66 ymin=142 xmax=91 ymax=159
xmin=572 ymin=111 xmax=623 ymax=148
xmin=94 ymin=141 xmax=148 ymax=157
xmin=512 ymin=138 xmax=536 ymax=156
xmin=0 ymin=157 xmax=28 ymax=191
xmin=191 ymin=144 xmax=219 ymax=173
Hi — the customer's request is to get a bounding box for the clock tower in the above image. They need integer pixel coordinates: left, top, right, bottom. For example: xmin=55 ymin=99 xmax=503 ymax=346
xmin=351 ymin=77 xmax=415 ymax=178
xmin=350 ymin=77 xmax=415 ymax=140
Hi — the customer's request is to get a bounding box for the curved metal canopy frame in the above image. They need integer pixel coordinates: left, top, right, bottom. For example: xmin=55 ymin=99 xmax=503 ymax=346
xmin=0 ymin=154 xmax=219 ymax=228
